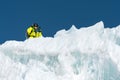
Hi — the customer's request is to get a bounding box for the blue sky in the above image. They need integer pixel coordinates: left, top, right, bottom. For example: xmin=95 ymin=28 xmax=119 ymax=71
xmin=0 ymin=0 xmax=119 ymax=44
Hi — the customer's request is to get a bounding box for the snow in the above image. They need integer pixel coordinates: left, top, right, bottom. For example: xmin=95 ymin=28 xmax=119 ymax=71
xmin=0 ymin=21 xmax=120 ymax=80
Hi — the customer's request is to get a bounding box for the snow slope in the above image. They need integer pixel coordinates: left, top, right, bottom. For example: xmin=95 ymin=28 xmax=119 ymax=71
xmin=0 ymin=21 xmax=120 ymax=80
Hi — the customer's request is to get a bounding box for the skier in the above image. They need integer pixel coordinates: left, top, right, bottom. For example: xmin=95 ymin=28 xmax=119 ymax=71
xmin=26 ymin=23 xmax=42 ymax=39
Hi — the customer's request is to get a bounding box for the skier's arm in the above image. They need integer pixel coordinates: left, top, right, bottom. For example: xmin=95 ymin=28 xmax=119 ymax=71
xmin=27 ymin=27 xmax=33 ymax=35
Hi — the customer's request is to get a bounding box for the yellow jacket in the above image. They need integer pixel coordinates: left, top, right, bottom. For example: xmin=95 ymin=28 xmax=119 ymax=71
xmin=27 ymin=26 xmax=42 ymax=38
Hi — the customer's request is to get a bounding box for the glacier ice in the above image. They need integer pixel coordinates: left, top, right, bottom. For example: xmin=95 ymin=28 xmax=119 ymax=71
xmin=0 ymin=21 xmax=120 ymax=80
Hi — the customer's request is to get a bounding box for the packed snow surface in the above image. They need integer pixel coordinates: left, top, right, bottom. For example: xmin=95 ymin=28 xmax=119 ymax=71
xmin=0 ymin=21 xmax=120 ymax=80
